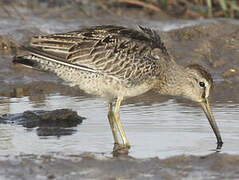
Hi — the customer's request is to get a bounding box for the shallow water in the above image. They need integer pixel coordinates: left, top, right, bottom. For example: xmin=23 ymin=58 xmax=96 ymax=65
xmin=0 ymin=91 xmax=238 ymax=158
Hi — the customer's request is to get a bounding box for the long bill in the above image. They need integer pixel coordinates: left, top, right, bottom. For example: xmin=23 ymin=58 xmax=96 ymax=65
xmin=200 ymin=98 xmax=223 ymax=149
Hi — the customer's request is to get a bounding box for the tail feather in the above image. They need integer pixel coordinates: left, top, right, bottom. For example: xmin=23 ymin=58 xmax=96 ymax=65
xmin=13 ymin=55 xmax=39 ymax=68
xmin=13 ymin=46 xmax=97 ymax=73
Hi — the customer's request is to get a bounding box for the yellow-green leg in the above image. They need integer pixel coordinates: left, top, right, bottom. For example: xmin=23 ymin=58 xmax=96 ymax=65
xmin=114 ymin=97 xmax=130 ymax=148
xmin=108 ymin=103 xmax=119 ymax=144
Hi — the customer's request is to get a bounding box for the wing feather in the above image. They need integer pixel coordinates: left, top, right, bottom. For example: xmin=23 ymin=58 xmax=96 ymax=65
xmin=26 ymin=25 xmax=167 ymax=83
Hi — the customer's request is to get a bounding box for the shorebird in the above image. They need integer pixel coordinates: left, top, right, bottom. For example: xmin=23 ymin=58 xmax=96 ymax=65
xmin=13 ymin=25 xmax=223 ymax=153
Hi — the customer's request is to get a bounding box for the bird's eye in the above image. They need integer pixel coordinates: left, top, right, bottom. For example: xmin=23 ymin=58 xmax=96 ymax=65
xmin=199 ymin=82 xmax=205 ymax=87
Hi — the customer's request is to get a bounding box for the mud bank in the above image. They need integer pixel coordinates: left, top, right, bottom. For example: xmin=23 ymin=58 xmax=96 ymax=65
xmin=1 ymin=153 xmax=239 ymax=180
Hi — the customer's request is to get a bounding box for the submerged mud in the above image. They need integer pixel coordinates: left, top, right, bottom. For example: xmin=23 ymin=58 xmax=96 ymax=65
xmin=0 ymin=109 xmax=84 ymax=136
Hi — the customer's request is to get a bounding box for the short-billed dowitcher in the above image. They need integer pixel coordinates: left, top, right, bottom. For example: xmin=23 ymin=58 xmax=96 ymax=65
xmin=13 ymin=25 xmax=223 ymax=153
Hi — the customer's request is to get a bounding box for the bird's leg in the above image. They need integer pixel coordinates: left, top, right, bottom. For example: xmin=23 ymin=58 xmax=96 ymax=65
xmin=108 ymin=103 xmax=119 ymax=145
xmin=114 ymin=97 xmax=130 ymax=148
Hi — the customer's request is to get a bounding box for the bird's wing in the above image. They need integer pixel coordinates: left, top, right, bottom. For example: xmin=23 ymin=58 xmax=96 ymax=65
xmin=28 ymin=25 xmax=169 ymax=82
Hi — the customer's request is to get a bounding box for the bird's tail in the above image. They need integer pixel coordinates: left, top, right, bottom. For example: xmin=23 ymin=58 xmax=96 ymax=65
xmin=12 ymin=46 xmax=70 ymax=72
xmin=13 ymin=55 xmax=40 ymax=69
xmin=13 ymin=46 xmax=97 ymax=74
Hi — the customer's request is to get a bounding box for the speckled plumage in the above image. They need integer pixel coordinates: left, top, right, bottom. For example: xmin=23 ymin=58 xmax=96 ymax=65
xmin=15 ymin=25 xmax=174 ymax=100
xmin=13 ymin=25 xmax=222 ymax=152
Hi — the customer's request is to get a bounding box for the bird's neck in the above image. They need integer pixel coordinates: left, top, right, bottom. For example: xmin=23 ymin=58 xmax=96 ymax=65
xmin=154 ymin=62 xmax=188 ymax=97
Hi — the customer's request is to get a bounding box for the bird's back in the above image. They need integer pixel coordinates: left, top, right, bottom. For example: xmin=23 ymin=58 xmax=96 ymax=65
xmin=14 ymin=25 xmax=172 ymax=99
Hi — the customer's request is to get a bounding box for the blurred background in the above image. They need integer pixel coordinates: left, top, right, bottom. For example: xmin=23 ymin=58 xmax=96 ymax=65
xmin=1 ymin=0 xmax=239 ymax=20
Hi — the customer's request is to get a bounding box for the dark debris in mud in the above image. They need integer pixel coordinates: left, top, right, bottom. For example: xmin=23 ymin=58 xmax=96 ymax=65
xmin=0 ymin=109 xmax=84 ymax=136
xmin=0 ymin=36 xmax=17 ymax=55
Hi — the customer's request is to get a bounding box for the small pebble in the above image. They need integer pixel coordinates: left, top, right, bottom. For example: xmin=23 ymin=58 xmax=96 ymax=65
xmin=222 ymin=68 xmax=237 ymax=78
xmin=213 ymin=59 xmax=226 ymax=68
xmin=47 ymin=174 xmax=55 ymax=179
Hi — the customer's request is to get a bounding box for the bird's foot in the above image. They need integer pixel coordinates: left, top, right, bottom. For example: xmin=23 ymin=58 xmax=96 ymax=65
xmin=216 ymin=141 xmax=223 ymax=151
xmin=112 ymin=143 xmax=129 ymax=157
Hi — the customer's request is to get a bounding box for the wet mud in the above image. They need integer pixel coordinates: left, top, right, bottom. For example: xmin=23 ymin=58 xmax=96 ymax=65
xmin=0 ymin=1 xmax=239 ymax=180
xmin=1 ymin=153 xmax=239 ymax=180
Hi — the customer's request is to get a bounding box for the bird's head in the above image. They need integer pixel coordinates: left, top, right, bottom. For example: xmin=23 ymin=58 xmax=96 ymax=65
xmin=183 ymin=64 xmax=213 ymax=103
xmin=183 ymin=64 xmax=223 ymax=148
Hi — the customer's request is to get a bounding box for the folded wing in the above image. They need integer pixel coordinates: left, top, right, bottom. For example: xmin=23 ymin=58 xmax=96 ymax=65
xmin=27 ymin=25 xmax=169 ymax=83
